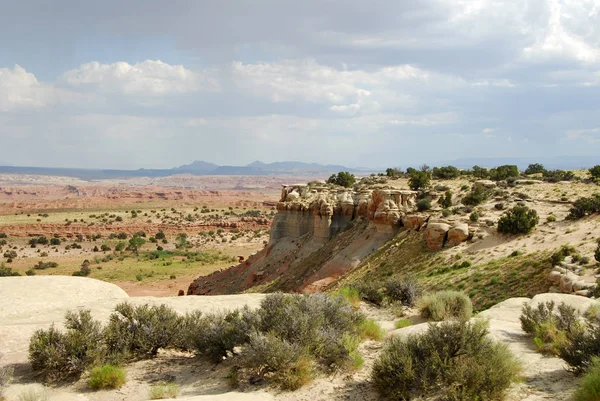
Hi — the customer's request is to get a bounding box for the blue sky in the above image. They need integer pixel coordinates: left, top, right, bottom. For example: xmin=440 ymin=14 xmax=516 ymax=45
xmin=1 ymin=0 xmax=599 ymax=169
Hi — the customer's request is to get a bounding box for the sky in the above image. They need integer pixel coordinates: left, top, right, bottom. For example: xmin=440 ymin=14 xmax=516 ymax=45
xmin=1 ymin=0 xmax=600 ymax=169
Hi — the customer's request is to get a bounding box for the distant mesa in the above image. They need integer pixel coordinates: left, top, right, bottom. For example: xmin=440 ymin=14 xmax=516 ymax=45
xmin=0 ymin=160 xmax=361 ymax=180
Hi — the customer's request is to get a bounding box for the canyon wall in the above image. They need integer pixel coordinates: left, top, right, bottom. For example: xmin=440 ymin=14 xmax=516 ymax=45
xmin=187 ymin=184 xmax=423 ymax=295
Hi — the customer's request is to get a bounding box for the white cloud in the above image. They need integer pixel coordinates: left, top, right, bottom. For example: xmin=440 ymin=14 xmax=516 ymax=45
xmin=62 ymin=60 xmax=220 ymax=95
xmin=0 ymin=65 xmax=52 ymax=111
xmin=523 ymin=0 xmax=600 ymax=64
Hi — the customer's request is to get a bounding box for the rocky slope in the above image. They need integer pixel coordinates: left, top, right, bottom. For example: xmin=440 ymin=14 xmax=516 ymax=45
xmin=188 ymin=183 xmax=472 ymax=295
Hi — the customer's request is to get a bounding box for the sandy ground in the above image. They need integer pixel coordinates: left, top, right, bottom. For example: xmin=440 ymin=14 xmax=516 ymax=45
xmin=1 ymin=277 xmax=595 ymax=401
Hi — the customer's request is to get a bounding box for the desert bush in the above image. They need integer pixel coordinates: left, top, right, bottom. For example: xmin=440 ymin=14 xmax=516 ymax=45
xmin=0 ymin=356 xmax=13 ymax=399
xmin=327 ymin=172 xmax=356 ymax=188
xmin=497 ymin=206 xmax=539 ymax=234
xmin=87 ymin=364 xmax=126 ymax=390
xmin=489 ymin=165 xmax=519 ymax=181
xmin=240 ymin=333 xmax=313 ymax=390
xmin=181 ymin=307 xmax=258 ymax=363
xmin=432 ymin=166 xmax=460 ymax=180
xmin=525 ymin=163 xmax=546 ymax=175
xmin=104 ymin=303 xmax=183 ymax=361
xmin=573 ymin=357 xmax=600 ymax=401
xmin=469 ymin=211 xmax=479 ymax=222
xmin=418 ymin=291 xmax=473 ymax=321
xmin=462 ymin=187 xmax=490 ymax=206
xmin=557 ymin=315 xmax=600 ymax=374
xmin=568 ymin=196 xmax=600 ymax=219
xmin=371 ymin=319 xmax=520 ymax=401
xmin=408 ymin=170 xmax=430 ymax=191
xmin=441 ymin=208 xmax=451 ymax=217
xmin=520 ymin=301 xmax=583 ymax=358
xmin=352 ymin=281 xmax=385 ymax=305
xmin=382 ymin=276 xmax=421 ymax=307
xmin=472 ymin=165 xmax=489 ymax=178
xmin=550 ymin=245 xmax=578 ymax=266
xmin=335 ymin=286 xmax=361 ymax=306
xmin=439 ymin=190 xmax=452 ymax=208
xmin=416 ymin=197 xmax=431 ymax=212
xmin=0 ymin=263 xmax=21 ymax=276
xmin=589 ymin=165 xmax=600 ymax=180
xmin=257 ymin=293 xmax=367 ymax=370
xmin=29 ymin=310 xmax=104 ymax=381
xmin=595 ymin=242 xmax=600 ymax=264
xmin=150 ymin=382 xmax=180 ymax=399
xmin=543 ymin=169 xmax=575 ymax=183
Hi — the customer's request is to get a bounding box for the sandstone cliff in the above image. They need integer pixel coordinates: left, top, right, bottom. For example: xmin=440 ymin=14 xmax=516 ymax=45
xmin=188 ymin=183 xmax=430 ymax=295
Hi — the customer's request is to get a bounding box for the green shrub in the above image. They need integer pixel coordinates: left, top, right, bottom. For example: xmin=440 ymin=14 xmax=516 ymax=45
xmin=418 ymin=291 xmax=473 ymax=321
xmin=489 ymin=165 xmax=519 ymax=181
xmin=382 ymin=276 xmax=421 ymax=307
xmin=352 ymin=281 xmax=385 ymax=306
xmin=472 ymin=165 xmax=489 ymax=178
xmin=525 ymin=163 xmax=545 ymax=175
xmin=546 ymin=215 xmax=557 ymax=222
xmin=589 ymin=165 xmax=600 ymax=180
xmin=550 ymin=245 xmax=577 ymax=266
xmin=87 ymin=364 xmax=126 ymax=390
xmin=596 ymin=243 xmax=600 ymax=264
xmin=439 ymin=190 xmax=452 ymax=208
xmin=371 ymin=319 xmax=520 ymax=401
xmin=181 ymin=307 xmax=258 ymax=363
xmin=408 ymin=170 xmax=430 ymax=191
xmin=568 ymin=196 xmax=600 ymax=219
xmin=497 ymin=206 xmax=539 ymax=234
xmin=29 ymin=310 xmax=104 ymax=382
xmin=432 ymin=166 xmax=460 ymax=180
xmin=558 ymin=315 xmax=600 ymax=374
xmin=0 ymin=263 xmax=21 ymax=276
xmin=334 ymin=287 xmax=361 ymax=307
xmin=240 ymin=333 xmax=313 ymax=390
xmin=462 ymin=187 xmax=490 ymax=206
xmin=327 ymin=172 xmax=356 ymax=188
xmin=150 ymin=382 xmax=180 ymax=399
xmin=574 ymin=357 xmax=600 ymax=401
xmin=358 ymin=319 xmax=385 ymax=341
xmin=257 ymin=293 xmax=366 ymax=371
xmin=416 ymin=197 xmax=431 ymax=212
xmin=543 ymin=169 xmax=575 ymax=183
xmin=394 ymin=319 xmax=411 ymax=329
xmin=469 ymin=211 xmax=479 ymax=222
xmin=104 ymin=303 xmax=183 ymax=360
xmin=441 ymin=208 xmax=451 ymax=217
xmin=0 ymin=359 xmax=13 ymax=399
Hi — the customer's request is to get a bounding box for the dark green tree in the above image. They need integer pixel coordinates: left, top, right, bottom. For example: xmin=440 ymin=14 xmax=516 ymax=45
xmin=327 ymin=172 xmax=356 ymax=188
xmin=408 ymin=170 xmax=430 ymax=191
xmin=525 ymin=163 xmax=546 ymax=175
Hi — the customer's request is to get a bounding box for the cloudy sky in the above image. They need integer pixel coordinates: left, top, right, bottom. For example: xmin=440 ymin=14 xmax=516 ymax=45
xmin=1 ymin=0 xmax=599 ymax=169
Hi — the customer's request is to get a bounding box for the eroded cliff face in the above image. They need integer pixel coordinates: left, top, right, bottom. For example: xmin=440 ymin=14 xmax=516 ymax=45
xmin=187 ymin=184 xmax=421 ymax=295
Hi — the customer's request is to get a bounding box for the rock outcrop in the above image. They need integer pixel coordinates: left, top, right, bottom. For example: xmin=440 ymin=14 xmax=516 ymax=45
xmin=547 ymin=259 xmax=596 ymax=296
xmin=424 ymin=220 xmax=471 ymax=250
xmin=188 ymin=183 xmax=473 ymax=295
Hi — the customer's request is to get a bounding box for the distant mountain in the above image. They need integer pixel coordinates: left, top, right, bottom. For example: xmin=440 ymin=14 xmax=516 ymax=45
xmin=171 ymin=160 xmax=218 ymax=174
xmin=0 ymin=160 xmax=360 ymax=180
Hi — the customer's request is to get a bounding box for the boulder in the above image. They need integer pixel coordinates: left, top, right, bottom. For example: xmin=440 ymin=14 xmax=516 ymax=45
xmin=425 ymin=222 xmax=450 ymax=250
xmin=474 ymin=180 xmax=497 ymax=189
xmin=402 ymin=214 xmax=426 ymax=230
xmin=447 ymin=223 xmax=469 ymax=246
xmin=547 ymin=270 xmax=563 ymax=285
